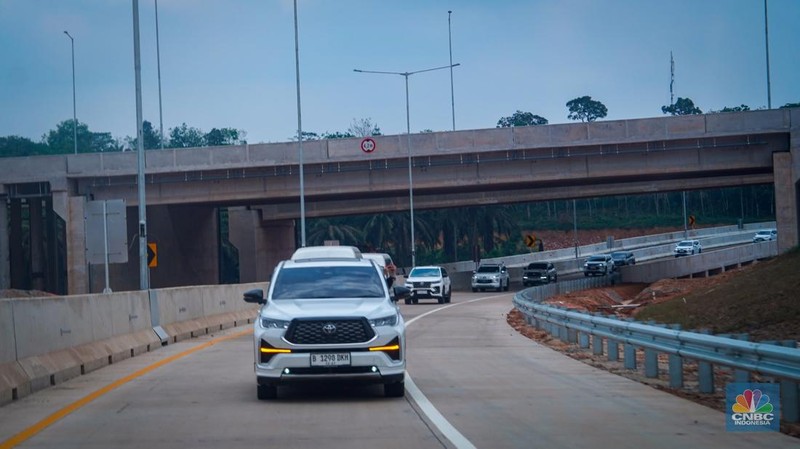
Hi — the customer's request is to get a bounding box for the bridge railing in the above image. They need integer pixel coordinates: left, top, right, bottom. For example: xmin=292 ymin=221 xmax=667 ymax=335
xmin=512 ymin=281 xmax=800 ymax=423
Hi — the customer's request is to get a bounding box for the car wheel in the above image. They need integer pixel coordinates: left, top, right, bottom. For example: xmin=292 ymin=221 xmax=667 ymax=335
xmin=404 ymin=298 xmax=411 ymax=305
xmin=384 ymin=381 xmax=405 ymax=398
xmin=553 ymin=274 xmax=558 ymax=282
xmin=471 ymin=287 xmax=477 ymax=293
xmin=412 ymin=296 xmax=418 ymax=305
xmin=445 ymin=288 xmax=451 ymax=303
xmin=257 ymin=384 xmax=277 ymax=400
xmin=504 ymin=281 xmax=509 ymax=291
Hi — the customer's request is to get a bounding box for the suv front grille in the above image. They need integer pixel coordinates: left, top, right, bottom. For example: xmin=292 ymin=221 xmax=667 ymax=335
xmin=285 ymin=318 xmax=375 ymax=345
xmin=412 ymin=281 xmax=431 ymax=288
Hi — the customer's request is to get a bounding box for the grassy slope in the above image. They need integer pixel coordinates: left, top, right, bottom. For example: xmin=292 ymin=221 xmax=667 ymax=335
xmin=635 ymin=247 xmax=800 ymax=342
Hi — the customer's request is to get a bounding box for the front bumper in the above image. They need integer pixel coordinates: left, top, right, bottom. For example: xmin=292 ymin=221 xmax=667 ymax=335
xmin=522 ymin=274 xmax=548 ymax=284
xmin=407 ymin=284 xmax=444 ymax=298
xmin=253 ymin=330 xmax=405 ymax=386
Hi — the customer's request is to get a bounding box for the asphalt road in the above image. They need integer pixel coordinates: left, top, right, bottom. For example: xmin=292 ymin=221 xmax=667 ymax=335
xmin=1 ymin=291 xmax=797 ymax=449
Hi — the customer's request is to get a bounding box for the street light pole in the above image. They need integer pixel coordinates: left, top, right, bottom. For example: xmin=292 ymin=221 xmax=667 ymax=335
xmin=764 ymin=0 xmax=772 ymax=109
xmin=63 ymin=31 xmax=77 ymax=154
xmin=448 ymin=10 xmax=456 ymax=131
xmin=155 ymin=0 xmax=165 ymax=149
xmin=294 ymin=0 xmax=306 ymax=247
xmin=132 ymin=0 xmax=149 ymax=291
xmin=354 ymin=63 xmax=460 ymax=268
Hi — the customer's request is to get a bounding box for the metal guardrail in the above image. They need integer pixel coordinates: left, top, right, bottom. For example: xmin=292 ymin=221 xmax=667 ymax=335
xmin=512 ymin=288 xmax=800 ymax=423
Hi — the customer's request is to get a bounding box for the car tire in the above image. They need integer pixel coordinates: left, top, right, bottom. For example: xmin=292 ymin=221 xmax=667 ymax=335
xmin=553 ymin=274 xmax=558 ymax=282
xmin=504 ymin=281 xmax=509 ymax=291
xmin=384 ymin=381 xmax=405 ymax=398
xmin=404 ymin=298 xmax=411 ymax=305
xmin=471 ymin=287 xmax=477 ymax=293
xmin=445 ymin=288 xmax=451 ymax=303
xmin=412 ymin=296 xmax=418 ymax=305
xmin=438 ymin=296 xmax=445 ymax=304
xmin=257 ymin=384 xmax=277 ymax=400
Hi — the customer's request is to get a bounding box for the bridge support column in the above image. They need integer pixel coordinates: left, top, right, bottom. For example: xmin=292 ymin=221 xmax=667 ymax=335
xmin=228 ymin=207 xmax=258 ymax=283
xmin=254 ymin=219 xmax=295 ymax=281
xmin=65 ymin=196 xmax=89 ymax=295
xmin=0 ymin=198 xmax=9 ymax=290
xmin=774 ymin=152 xmax=798 ymax=252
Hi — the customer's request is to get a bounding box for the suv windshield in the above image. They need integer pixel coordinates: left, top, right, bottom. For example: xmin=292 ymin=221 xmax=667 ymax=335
xmin=271 ymin=265 xmax=385 ymax=299
xmin=477 ymin=265 xmax=501 ymax=273
xmin=409 ymin=268 xmax=439 ymax=277
xmin=587 ymin=256 xmax=606 ymax=262
xmin=527 ymin=263 xmax=548 ymax=269
xmin=677 ymin=241 xmax=693 ymax=247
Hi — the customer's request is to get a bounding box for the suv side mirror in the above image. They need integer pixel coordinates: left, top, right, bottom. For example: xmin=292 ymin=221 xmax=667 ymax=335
xmin=392 ymin=286 xmax=411 ymax=302
xmin=243 ymin=289 xmax=266 ymax=305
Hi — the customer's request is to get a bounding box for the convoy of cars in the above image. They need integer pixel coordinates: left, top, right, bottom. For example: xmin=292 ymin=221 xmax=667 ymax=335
xmin=241 ymin=230 xmax=762 ymax=398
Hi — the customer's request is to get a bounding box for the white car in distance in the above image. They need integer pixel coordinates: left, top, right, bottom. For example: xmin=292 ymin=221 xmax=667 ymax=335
xmin=673 ymin=240 xmax=702 ymax=257
xmin=404 ymin=266 xmax=452 ymax=304
xmin=752 ymin=229 xmax=777 ymax=243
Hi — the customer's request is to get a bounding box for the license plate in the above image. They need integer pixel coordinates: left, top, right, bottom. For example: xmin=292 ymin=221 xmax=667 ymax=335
xmin=310 ymin=353 xmax=350 ymax=367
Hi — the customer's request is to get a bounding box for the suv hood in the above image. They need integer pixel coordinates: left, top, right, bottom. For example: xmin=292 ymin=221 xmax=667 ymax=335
xmin=407 ymin=275 xmax=442 ymax=282
xmin=263 ymin=298 xmax=392 ymax=320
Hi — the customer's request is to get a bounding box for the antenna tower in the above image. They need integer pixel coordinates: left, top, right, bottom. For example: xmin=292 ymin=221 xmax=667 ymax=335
xmin=670 ymin=51 xmax=675 ymax=105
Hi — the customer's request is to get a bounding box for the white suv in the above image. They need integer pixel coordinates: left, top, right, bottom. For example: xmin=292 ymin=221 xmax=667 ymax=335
xmin=752 ymin=229 xmax=777 ymax=243
xmin=404 ymin=266 xmax=452 ymax=304
xmin=471 ymin=262 xmax=510 ymax=292
xmin=243 ymin=246 xmax=411 ymax=400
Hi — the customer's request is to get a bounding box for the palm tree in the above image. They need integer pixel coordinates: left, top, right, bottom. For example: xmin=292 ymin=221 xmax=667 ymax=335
xmin=307 ymin=218 xmax=364 ymax=246
xmin=362 ymin=213 xmax=395 ymax=252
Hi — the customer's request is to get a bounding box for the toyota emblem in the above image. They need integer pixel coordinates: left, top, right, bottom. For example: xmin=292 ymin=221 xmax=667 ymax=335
xmin=322 ymin=323 xmax=337 ymax=335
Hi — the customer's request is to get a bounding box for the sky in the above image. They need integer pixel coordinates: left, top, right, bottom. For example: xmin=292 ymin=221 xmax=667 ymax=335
xmin=1 ymin=0 xmax=799 ymax=146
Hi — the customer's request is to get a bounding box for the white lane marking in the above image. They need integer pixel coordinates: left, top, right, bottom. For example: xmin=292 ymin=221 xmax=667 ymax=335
xmin=404 ymin=294 xmax=506 ymax=449
xmin=405 ymin=376 xmax=477 ymax=449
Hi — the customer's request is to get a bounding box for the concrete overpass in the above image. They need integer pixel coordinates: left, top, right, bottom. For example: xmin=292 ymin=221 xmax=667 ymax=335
xmin=1 ymin=109 xmax=798 ymax=294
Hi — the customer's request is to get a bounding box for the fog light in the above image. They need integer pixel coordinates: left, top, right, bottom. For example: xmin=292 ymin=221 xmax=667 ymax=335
xmin=371 ymin=366 xmax=378 ymax=373
xmin=283 ymin=368 xmax=290 ymax=375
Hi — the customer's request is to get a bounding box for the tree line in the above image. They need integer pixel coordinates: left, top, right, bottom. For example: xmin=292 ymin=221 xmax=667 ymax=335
xmin=496 ymin=96 xmax=800 ymax=128
xmin=3 ymin=99 xmax=798 ymax=157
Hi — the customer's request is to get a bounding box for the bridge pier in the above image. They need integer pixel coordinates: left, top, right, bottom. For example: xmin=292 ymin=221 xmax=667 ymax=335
xmin=774 ymin=152 xmax=799 ymax=252
xmin=0 ymin=198 xmax=8 ymax=290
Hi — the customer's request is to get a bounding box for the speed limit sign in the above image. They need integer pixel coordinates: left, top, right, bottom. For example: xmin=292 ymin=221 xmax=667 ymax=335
xmin=360 ymin=137 xmax=376 ymax=153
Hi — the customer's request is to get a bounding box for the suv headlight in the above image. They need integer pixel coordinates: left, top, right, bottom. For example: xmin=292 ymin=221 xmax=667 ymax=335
xmin=260 ymin=317 xmax=290 ymax=329
xmin=369 ymin=313 xmax=399 ymax=327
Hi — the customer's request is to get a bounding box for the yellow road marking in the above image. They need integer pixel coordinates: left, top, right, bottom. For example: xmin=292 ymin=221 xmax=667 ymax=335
xmin=0 ymin=329 xmax=252 ymax=449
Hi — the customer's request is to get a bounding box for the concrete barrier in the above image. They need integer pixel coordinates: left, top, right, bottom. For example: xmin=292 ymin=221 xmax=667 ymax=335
xmin=0 ymin=282 xmax=263 ymax=405
xmin=621 ymin=241 xmax=778 ymax=283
